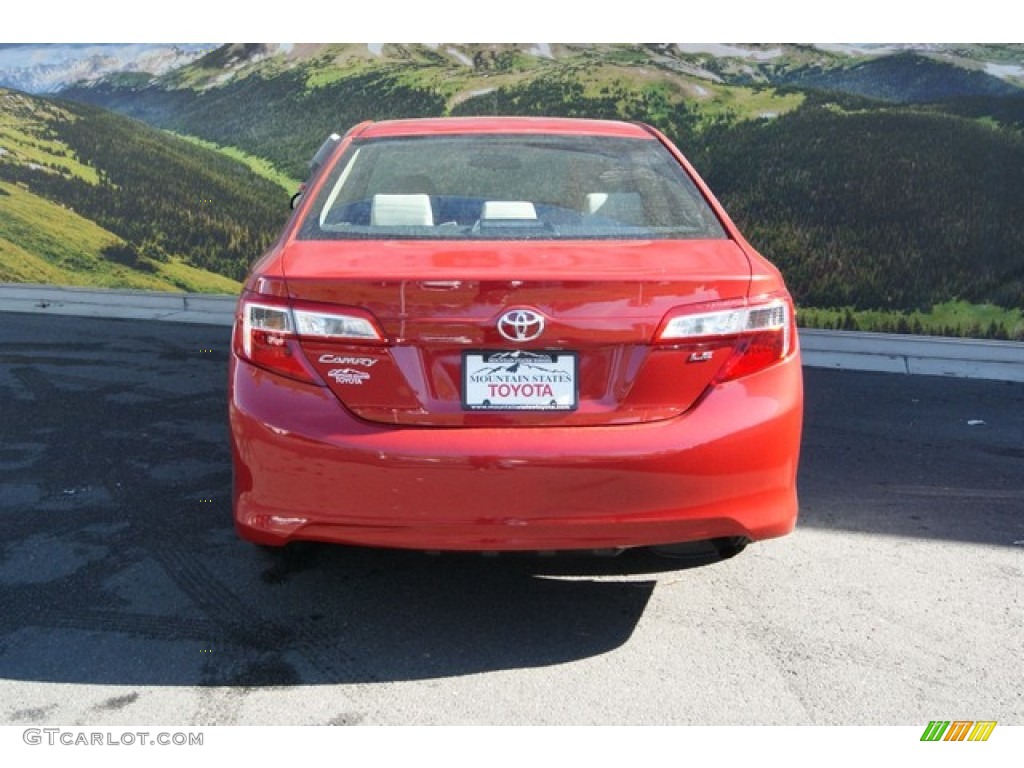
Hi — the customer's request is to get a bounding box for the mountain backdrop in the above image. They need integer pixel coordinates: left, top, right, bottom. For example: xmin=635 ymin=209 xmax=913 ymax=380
xmin=0 ymin=87 xmax=287 ymax=290
xmin=2 ymin=43 xmax=1023 ymax=337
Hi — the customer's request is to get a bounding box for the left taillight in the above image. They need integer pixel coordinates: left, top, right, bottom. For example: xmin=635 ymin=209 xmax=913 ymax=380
xmin=233 ymin=293 xmax=384 ymax=384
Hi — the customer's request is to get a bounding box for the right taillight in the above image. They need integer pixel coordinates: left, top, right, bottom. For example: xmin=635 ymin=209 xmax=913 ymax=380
xmin=657 ymin=296 xmax=794 ymax=382
xmin=233 ymin=292 xmax=384 ymax=384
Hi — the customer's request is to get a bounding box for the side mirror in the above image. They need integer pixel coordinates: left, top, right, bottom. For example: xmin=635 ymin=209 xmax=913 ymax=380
xmin=290 ymin=183 xmax=307 ymax=210
xmin=291 ymin=132 xmax=343 ymax=210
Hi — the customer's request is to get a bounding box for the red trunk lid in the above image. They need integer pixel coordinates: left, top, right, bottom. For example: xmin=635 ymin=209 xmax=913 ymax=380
xmin=283 ymin=239 xmax=751 ymax=426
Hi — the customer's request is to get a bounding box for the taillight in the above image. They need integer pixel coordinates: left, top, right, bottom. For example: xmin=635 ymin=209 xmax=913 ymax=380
xmin=657 ymin=297 xmax=794 ymax=382
xmin=233 ymin=292 xmax=384 ymax=384
xmin=292 ymin=309 xmax=380 ymax=340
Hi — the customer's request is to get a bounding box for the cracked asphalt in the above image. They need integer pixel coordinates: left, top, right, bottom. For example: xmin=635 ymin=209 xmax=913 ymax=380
xmin=0 ymin=312 xmax=1021 ymax=725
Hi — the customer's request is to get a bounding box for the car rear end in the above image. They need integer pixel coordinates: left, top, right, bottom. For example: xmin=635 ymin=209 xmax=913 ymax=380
xmin=229 ymin=117 xmax=802 ymax=553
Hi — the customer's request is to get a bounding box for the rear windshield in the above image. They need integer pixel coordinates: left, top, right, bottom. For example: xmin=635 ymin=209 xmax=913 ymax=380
xmin=297 ymin=134 xmax=727 ymax=241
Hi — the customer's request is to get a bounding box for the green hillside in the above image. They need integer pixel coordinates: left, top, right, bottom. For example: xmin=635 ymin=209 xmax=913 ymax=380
xmin=0 ymin=87 xmax=293 ymax=291
xmin=62 ymin=44 xmax=805 ymax=180
xmin=698 ymin=105 xmax=1024 ymax=312
xmin=0 ymin=180 xmax=237 ymax=292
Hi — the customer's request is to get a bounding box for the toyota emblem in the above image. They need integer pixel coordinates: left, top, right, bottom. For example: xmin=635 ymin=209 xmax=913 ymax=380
xmin=497 ymin=309 xmax=545 ymax=342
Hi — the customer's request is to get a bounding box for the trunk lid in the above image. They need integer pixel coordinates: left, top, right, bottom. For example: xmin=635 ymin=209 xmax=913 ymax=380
xmin=283 ymin=239 xmax=751 ymax=426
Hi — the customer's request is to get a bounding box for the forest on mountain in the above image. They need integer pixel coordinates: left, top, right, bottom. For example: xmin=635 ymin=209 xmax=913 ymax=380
xmin=65 ymin=71 xmax=448 ymax=181
xmin=0 ymin=91 xmax=290 ymax=283
xmin=776 ymin=52 xmax=1022 ymax=103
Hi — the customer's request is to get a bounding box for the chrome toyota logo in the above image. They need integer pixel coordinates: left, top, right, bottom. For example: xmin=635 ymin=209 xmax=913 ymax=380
xmin=497 ymin=309 xmax=545 ymax=342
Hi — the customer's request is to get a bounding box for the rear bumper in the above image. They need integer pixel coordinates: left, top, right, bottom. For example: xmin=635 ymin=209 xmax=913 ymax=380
xmin=229 ymin=354 xmax=803 ymax=551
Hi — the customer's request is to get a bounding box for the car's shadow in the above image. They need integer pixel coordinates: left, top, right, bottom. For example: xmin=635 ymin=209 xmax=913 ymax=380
xmin=0 ymin=511 xmax=727 ymax=686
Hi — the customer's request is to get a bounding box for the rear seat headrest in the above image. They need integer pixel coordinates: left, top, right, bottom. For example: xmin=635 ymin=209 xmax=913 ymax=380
xmin=481 ymin=200 xmax=537 ymax=220
xmin=371 ymin=194 xmax=434 ymax=226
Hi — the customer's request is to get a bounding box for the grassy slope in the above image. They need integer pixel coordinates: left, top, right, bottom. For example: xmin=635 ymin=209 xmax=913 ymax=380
xmin=168 ymin=131 xmax=301 ymax=192
xmin=0 ymin=87 xmax=286 ymax=291
xmin=0 ymin=181 xmax=239 ymax=292
xmin=0 ymin=96 xmax=100 ymax=184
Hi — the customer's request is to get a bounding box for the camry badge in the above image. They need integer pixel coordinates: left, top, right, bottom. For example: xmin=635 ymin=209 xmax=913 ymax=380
xmin=319 ymin=354 xmax=378 ymax=367
xmin=497 ymin=309 xmax=545 ymax=342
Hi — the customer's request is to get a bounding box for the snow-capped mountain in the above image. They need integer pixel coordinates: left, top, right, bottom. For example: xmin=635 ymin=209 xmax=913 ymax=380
xmin=0 ymin=44 xmax=216 ymax=93
xmin=4 ymin=43 xmax=1023 ymax=95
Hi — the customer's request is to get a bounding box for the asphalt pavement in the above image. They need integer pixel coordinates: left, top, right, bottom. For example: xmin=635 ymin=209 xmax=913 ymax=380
xmin=0 ymin=313 xmax=1021 ymax=725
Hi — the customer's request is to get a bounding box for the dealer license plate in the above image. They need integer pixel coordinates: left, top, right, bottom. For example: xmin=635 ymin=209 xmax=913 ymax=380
xmin=462 ymin=351 xmax=577 ymax=411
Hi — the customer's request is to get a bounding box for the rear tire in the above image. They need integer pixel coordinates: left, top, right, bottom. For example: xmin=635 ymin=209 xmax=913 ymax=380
xmin=712 ymin=536 xmax=749 ymax=559
xmin=650 ymin=536 xmax=748 ymax=561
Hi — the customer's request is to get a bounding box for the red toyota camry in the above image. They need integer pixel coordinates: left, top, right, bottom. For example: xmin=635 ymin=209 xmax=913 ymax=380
xmin=228 ymin=116 xmax=802 ymax=557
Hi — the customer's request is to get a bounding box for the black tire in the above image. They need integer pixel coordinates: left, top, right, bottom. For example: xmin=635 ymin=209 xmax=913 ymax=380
xmin=650 ymin=536 xmax=748 ymax=561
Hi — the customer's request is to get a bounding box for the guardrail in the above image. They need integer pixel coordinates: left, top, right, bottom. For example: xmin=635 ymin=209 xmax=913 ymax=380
xmin=0 ymin=284 xmax=234 ymax=325
xmin=799 ymin=329 xmax=1024 ymax=382
xmin=2 ymin=284 xmax=1022 ymax=383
